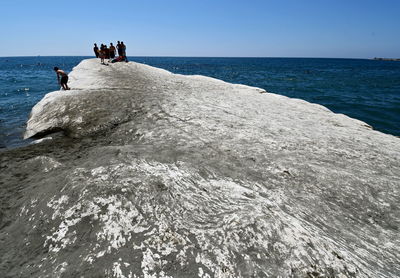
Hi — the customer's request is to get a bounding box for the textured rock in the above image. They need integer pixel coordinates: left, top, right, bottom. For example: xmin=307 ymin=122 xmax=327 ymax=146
xmin=1 ymin=59 xmax=400 ymax=277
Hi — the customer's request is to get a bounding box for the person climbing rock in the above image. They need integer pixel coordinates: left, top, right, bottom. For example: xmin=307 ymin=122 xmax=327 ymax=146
xmin=53 ymin=67 xmax=70 ymax=90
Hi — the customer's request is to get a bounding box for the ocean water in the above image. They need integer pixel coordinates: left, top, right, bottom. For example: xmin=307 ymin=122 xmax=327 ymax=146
xmin=1 ymin=56 xmax=399 ymax=148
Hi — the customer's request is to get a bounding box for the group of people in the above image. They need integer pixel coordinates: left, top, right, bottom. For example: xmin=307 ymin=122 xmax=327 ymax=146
xmin=53 ymin=41 xmax=130 ymax=91
xmin=93 ymin=41 xmax=128 ymax=64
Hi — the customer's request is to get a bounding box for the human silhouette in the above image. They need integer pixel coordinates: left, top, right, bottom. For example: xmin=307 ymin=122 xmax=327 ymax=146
xmin=93 ymin=43 xmax=99 ymax=58
xmin=120 ymin=41 xmax=128 ymax=62
xmin=109 ymin=43 xmax=116 ymax=59
xmin=53 ymin=67 xmax=70 ymax=90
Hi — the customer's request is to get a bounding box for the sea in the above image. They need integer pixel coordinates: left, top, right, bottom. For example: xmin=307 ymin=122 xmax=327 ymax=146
xmin=0 ymin=56 xmax=399 ymax=149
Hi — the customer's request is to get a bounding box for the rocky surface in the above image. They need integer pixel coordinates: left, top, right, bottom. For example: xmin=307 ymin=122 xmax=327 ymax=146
xmin=1 ymin=59 xmax=399 ymax=277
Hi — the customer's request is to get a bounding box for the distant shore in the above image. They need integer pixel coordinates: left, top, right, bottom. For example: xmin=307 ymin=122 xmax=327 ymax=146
xmin=372 ymin=57 xmax=400 ymax=61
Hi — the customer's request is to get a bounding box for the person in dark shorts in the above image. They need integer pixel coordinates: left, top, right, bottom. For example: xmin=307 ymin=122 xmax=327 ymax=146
xmin=93 ymin=43 xmax=99 ymax=58
xmin=109 ymin=43 xmax=116 ymax=59
xmin=104 ymin=44 xmax=110 ymax=60
xmin=120 ymin=41 xmax=128 ymax=62
xmin=117 ymin=41 xmax=122 ymax=56
xmin=53 ymin=67 xmax=70 ymax=90
xmin=99 ymin=44 xmax=107 ymax=65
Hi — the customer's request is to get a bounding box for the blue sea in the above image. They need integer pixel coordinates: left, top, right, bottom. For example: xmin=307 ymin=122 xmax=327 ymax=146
xmin=0 ymin=56 xmax=399 ymax=148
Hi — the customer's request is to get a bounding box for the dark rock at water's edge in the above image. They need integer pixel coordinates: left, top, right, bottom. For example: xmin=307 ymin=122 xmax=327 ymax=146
xmin=1 ymin=59 xmax=399 ymax=277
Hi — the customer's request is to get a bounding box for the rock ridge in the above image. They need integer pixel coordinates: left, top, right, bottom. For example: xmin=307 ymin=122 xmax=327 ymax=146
xmin=0 ymin=58 xmax=399 ymax=277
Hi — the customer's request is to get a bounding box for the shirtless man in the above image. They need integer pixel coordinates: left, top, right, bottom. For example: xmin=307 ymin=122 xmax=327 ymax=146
xmin=109 ymin=43 xmax=116 ymax=59
xmin=93 ymin=43 xmax=99 ymax=58
xmin=116 ymin=41 xmax=122 ymax=56
xmin=53 ymin=67 xmax=70 ymax=90
xmin=120 ymin=41 xmax=128 ymax=62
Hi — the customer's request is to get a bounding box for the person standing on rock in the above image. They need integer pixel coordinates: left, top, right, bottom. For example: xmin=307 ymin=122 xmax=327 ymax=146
xmin=93 ymin=43 xmax=99 ymax=58
xmin=99 ymin=44 xmax=107 ymax=65
xmin=104 ymin=44 xmax=110 ymax=60
xmin=116 ymin=41 xmax=122 ymax=57
xmin=120 ymin=41 xmax=128 ymax=62
xmin=109 ymin=43 xmax=116 ymax=60
xmin=53 ymin=67 xmax=70 ymax=90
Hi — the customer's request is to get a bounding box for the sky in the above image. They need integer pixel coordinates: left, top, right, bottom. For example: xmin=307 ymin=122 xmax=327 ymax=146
xmin=1 ymin=0 xmax=399 ymax=58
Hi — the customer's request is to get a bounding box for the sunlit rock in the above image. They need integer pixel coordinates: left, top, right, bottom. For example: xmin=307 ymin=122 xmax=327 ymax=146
xmin=1 ymin=58 xmax=399 ymax=277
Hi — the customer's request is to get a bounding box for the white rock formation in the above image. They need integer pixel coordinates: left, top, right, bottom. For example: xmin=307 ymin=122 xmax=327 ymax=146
xmin=1 ymin=58 xmax=399 ymax=277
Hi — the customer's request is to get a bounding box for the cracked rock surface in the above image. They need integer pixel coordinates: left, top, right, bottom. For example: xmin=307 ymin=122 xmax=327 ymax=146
xmin=1 ymin=59 xmax=399 ymax=277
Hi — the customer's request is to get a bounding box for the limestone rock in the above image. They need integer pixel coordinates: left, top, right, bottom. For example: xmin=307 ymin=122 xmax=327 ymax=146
xmin=1 ymin=59 xmax=399 ymax=277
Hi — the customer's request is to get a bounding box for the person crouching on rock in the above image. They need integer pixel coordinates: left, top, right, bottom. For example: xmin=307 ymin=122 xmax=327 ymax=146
xmin=54 ymin=67 xmax=70 ymax=90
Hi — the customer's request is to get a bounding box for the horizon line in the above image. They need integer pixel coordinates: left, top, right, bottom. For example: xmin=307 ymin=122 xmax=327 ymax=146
xmin=0 ymin=55 xmax=376 ymax=60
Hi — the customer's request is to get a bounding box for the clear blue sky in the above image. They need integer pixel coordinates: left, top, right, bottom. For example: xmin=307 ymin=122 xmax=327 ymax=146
xmin=1 ymin=0 xmax=399 ymax=58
